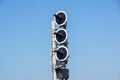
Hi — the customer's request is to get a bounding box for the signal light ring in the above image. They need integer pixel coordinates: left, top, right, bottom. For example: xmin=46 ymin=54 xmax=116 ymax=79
xmin=54 ymin=11 xmax=67 ymax=26
xmin=56 ymin=46 xmax=68 ymax=62
xmin=55 ymin=28 xmax=68 ymax=44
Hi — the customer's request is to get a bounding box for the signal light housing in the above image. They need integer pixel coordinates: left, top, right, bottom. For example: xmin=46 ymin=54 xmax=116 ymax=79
xmin=54 ymin=11 xmax=67 ymax=26
xmin=55 ymin=28 xmax=68 ymax=44
xmin=55 ymin=46 xmax=68 ymax=62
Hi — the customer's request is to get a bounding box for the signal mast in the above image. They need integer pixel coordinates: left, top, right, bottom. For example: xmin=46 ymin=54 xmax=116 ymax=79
xmin=51 ymin=11 xmax=69 ymax=80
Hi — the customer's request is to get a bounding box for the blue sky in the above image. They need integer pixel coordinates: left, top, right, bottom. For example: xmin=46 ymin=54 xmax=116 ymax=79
xmin=0 ymin=0 xmax=120 ymax=80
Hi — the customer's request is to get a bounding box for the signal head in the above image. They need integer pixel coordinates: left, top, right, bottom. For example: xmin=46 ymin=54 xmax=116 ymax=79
xmin=55 ymin=46 xmax=68 ymax=62
xmin=55 ymin=28 xmax=68 ymax=44
xmin=54 ymin=11 xmax=67 ymax=26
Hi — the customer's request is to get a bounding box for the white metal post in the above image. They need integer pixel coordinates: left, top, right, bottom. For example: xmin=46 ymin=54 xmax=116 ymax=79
xmin=51 ymin=20 xmax=57 ymax=80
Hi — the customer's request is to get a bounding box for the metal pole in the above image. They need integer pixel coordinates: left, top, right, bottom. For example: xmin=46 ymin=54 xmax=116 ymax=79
xmin=51 ymin=20 xmax=57 ymax=80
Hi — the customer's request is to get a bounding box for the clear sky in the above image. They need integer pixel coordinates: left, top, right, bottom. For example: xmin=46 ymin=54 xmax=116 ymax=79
xmin=0 ymin=0 xmax=120 ymax=80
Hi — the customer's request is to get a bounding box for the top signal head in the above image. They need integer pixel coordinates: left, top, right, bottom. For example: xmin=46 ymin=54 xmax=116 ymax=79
xmin=54 ymin=11 xmax=67 ymax=26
